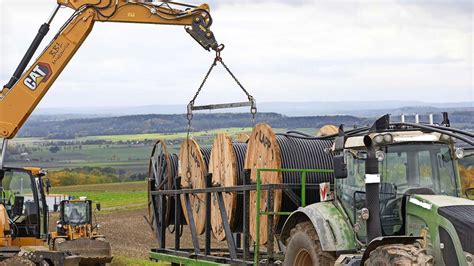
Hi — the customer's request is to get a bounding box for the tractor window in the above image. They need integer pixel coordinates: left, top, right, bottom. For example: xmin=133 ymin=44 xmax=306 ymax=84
xmin=63 ymin=202 xmax=90 ymax=225
xmin=337 ymin=143 xmax=458 ymax=240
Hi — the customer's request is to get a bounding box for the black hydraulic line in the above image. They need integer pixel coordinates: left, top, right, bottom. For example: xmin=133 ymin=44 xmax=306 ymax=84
xmin=277 ymin=133 xmax=320 ymax=140
xmin=285 ymin=131 xmax=314 ymax=138
xmin=4 ymin=5 xmax=61 ymax=89
xmin=393 ymin=122 xmax=474 ymax=146
xmin=317 ymin=126 xmax=371 ymax=140
xmin=427 ymin=124 xmax=474 ymax=138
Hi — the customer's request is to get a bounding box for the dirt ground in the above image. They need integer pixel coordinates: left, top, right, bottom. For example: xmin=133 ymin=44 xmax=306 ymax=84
xmin=49 ymin=208 xmax=226 ymax=260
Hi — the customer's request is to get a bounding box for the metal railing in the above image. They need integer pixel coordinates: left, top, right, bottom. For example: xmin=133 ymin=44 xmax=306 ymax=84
xmin=254 ymin=168 xmax=334 ymax=263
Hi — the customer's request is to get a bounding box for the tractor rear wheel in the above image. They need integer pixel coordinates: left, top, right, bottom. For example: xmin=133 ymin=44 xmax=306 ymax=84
xmin=283 ymin=221 xmax=335 ymax=266
xmin=364 ymin=243 xmax=434 ymax=266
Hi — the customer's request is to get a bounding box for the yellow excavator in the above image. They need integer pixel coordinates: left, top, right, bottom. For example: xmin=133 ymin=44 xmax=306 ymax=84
xmin=0 ymin=0 xmax=220 ymax=264
xmin=0 ymin=167 xmax=82 ymax=265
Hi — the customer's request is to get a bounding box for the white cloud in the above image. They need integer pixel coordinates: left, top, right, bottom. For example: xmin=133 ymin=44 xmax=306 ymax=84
xmin=0 ymin=0 xmax=472 ymax=109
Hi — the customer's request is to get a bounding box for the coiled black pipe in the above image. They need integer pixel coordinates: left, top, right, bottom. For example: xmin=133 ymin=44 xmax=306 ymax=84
xmin=231 ymin=142 xmax=247 ymax=232
xmin=275 ymin=134 xmax=335 ymax=211
xmin=169 ymin=153 xmax=179 ymax=185
xmin=200 ymin=146 xmax=212 ymax=170
xmin=233 ymin=142 xmax=247 ymax=185
xmin=167 ymin=153 xmax=183 ymax=229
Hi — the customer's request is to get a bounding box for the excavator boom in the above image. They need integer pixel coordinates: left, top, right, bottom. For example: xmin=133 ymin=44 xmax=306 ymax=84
xmin=0 ymin=0 xmax=219 ymax=140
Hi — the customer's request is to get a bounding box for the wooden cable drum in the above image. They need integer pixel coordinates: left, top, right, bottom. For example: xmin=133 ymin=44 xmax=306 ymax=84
xmin=179 ymin=139 xmax=212 ymax=235
xmin=245 ymin=123 xmax=335 ymax=244
xmin=147 ymin=140 xmax=181 ymax=231
xmin=317 ymin=124 xmax=339 ymax=137
xmin=208 ymin=133 xmax=247 ymax=241
xmin=236 ymin=132 xmax=251 ymax=143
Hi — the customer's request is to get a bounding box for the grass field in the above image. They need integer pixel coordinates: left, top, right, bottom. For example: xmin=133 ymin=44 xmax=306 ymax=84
xmin=51 ymin=181 xmax=147 ymax=210
xmin=77 ymin=127 xmax=253 ymax=142
xmin=7 ymin=127 xmax=266 ymax=172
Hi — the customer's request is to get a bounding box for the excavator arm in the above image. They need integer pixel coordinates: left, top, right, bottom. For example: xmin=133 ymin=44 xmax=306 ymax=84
xmin=0 ymin=0 xmax=219 ymax=140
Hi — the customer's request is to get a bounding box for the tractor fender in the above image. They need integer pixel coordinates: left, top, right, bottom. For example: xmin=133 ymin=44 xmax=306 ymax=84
xmin=360 ymin=236 xmax=421 ymax=264
xmin=280 ymin=202 xmax=357 ymax=252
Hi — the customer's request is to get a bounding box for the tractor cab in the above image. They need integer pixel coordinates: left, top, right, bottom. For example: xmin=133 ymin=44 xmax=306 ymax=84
xmin=336 ymin=130 xmax=461 ymax=240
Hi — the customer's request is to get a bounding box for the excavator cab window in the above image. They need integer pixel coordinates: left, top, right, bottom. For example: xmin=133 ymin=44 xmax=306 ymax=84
xmin=0 ymin=168 xmax=47 ymax=239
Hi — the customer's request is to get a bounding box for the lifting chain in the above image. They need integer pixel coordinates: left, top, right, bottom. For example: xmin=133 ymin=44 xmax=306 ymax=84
xmin=186 ymin=44 xmax=257 ymax=123
xmin=185 ymin=44 xmax=257 ymax=183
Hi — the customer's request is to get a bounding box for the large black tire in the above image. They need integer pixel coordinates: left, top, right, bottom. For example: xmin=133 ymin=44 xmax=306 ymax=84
xmin=364 ymin=243 xmax=434 ymax=266
xmin=284 ymin=221 xmax=335 ymax=266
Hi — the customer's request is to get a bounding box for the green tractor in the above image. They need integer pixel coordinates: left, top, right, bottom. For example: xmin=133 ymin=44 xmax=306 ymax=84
xmin=281 ymin=114 xmax=474 ymax=265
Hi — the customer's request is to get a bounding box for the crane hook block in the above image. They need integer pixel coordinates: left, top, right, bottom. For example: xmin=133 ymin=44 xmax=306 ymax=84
xmin=185 ymin=14 xmax=219 ymax=51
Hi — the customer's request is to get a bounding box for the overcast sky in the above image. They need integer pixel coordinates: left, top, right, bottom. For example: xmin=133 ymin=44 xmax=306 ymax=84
xmin=0 ymin=0 xmax=472 ymax=109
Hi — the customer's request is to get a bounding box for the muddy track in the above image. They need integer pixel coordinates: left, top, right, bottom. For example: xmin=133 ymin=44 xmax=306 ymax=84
xmin=50 ymin=208 xmax=227 ymax=259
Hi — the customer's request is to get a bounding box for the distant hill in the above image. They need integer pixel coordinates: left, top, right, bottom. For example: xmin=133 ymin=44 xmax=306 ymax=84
xmin=35 ymin=101 xmax=473 ymax=117
xmin=18 ymin=111 xmax=473 ymax=139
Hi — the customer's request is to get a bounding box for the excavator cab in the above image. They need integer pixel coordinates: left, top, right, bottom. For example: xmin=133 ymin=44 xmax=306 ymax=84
xmin=0 ymin=167 xmax=82 ymax=265
xmin=0 ymin=167 xmax=48 ymax=247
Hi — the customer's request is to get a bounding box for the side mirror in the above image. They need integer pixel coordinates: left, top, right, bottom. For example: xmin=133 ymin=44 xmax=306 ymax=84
xmin=333 ymin=154 xmax=348 ymax=179
xmin=45 ymin=178 xmax=51 ymax=195
xmin=96 ymin=203 xmax=101 ymax=211
xmin=333 ymin=127 xmax=347 ymax=179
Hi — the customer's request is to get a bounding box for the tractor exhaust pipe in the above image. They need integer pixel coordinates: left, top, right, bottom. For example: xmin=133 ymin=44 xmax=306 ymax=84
xmin=364 ymin=135 xmax=382 ymax=242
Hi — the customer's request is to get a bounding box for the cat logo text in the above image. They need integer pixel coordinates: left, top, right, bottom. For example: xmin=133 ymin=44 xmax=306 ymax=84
xmin=23 ymin=63 xmax=52 ymax=91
